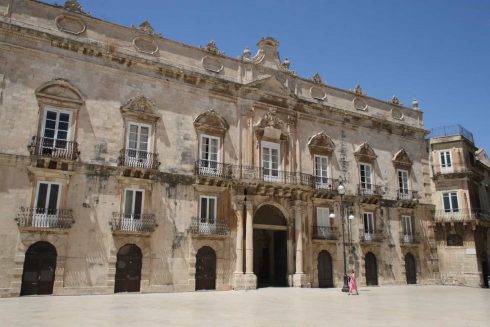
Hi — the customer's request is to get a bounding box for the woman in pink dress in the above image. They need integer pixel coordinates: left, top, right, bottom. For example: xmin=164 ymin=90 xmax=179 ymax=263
xmin=348 ymin=270 xmax=359 ymax=295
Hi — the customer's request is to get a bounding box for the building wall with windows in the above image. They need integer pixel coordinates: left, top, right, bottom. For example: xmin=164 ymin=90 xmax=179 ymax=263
xmin=0 ymin=0 xmax=440 ymax=297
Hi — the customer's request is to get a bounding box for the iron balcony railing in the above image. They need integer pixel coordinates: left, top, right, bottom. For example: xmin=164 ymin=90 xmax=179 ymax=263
xmin=190 ymin=217 xmax=229 ymax=236
xmin=431 ymin=163 xmax=479 ymax=176
xmin=312 ymin=226 xmax=339 ymax=240
xmin=360 ymin=231 xmax=384 ymax=242
xmin=397 ymin=189 xmax=418 ymax=201
xmin=434 ymin=209 xmax=490 ymax=222
xmin=429 ymin=125 xmax=474 ymax=144
xmin=15 ymin=207 xmax=74 ymax=229
xmin=111 ymin=212 xmax=157 ymax=233
xmin=358 ymin=184 xmax=383 ymax=196
xmin=400 ymin=234 xmax=419 ymax=244
xmin=195 ymin=160 xmax=232 ymax=178
xmin=313 ymin=177 xmax=340 ymax=191
xmin=28 ymin=136 xmax=79 ymax=160
xmin=118 ymin=149 xmax=160 ymax=170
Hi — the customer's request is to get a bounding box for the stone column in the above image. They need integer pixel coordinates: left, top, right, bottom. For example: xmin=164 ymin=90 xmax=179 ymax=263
xmin=244 ymin=201 xmax=257 ymax=289
xmin=232 ymin=198 xmax=246 ymax=290
xmin=293 ymin=203 xmax=308 ymax=287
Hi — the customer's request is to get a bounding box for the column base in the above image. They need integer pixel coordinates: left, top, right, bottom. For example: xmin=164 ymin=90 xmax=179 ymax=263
xmin=232 ymin=273 xmax=246 ymax=290
xmin=244 ymin=273 xmax=257 ymax=290
xmin=292 ymin=273 xmax=310 ymax=288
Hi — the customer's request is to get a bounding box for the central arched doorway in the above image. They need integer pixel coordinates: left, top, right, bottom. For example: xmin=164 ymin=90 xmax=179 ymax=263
xmin=365 ymin=252 xmax=378 ymax=286
xmin=115 ymin=244 xmax=142 ymax=293
xmin=253 ymin=204 xmax=288 ymax=287
xmin=405 ymin=253 xmax=417 ymax=284
xmin=318 ymin=250 xmax=333 ymax=288
xmin=195 ymin=246 xmax=217 ymax=290
xmin=21 ymin=241 xmax=57 ymax=296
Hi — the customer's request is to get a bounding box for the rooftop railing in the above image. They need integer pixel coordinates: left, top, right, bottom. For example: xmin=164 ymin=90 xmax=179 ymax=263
xmin=429 ymin=125 xmax=474 ymax=144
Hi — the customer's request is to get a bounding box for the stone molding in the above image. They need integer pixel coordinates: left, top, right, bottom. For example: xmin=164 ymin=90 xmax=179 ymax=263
xmin=35 ymin=78 xmax=84 ymax=106
xmin=354 ymin=142 xmax=377 ymax=162
xmin=120 ymin=95 xmax=160 ymax=122
xmin=392 ymin=148 xmax=413 ymax=169
xmin=308 ymin=131 xmax=335 ymax=155
xmin=254 ymin=108 xmax=289 ymax=141
xmin=55 ymin=15 xmax=86 ymax=35
xmin=193 ymin=109 xmax=229 ymax=136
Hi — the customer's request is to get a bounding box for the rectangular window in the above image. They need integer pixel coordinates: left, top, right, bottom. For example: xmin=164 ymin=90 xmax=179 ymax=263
xmin=262 ymin=141 xmax=280 ymax=182
xmin=398 ymin=170 xmax=409 ymax=198
xmin=316 ymin=207 xmax=330 ymax=227
xmin=200 ymin=135 xmax=220 ymax=174
xmin=200 ymin=196 xmax=216 ymax=224
xmin=126 ymin=123 xmax=151 ymax=164
xmin=360 ymin=163 xmax=372 ymax=194
xmin=439 ymin=150 xmax=453 ymax=173
xmin=402 ymin=215 xmax=413 ymax=242
xmin=123 ymin=188 xmax=144 ymax=219
xmin=41 ymin=108 xmax=72 ymax=152
xmin=34 ymin=182 xmax=61 ymax=227
xmin=442 ymin=192 xmax=459 ymax=213
xmin=314 ymin=155 xmax=330 ymax=189
xmin=363 ymin=212 xmax=374 ymax=240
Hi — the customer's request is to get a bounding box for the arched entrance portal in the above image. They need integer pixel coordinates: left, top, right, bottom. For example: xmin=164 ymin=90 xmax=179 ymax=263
xmin=405 ymin=253 xmax=417 ymax=284
xmin=318 ymin=250 xmax=333 ymax=288
xmin=21 ymin=241 xmax=57 ymax=296
xmin=195 ymin=246 xmax=217 ymax=290
xmin=115 ymin=244 xmax=142 ymax=293
xmin=365 ymin=252 xmax=378 ymax=286
xmin=253 ymin=205 xmax=288 ymax=287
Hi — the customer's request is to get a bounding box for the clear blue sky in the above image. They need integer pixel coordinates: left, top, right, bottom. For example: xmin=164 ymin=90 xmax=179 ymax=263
xmin=45 ymin=0 xmax=490 ymax=150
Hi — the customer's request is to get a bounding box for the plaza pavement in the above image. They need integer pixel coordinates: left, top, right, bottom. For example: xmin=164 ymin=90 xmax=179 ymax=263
xmin=0 ymin=285 xmax=488 ymax=327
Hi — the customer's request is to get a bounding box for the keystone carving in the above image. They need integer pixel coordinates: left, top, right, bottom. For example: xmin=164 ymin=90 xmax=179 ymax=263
xmin=254 ymin=108 xmax=289 ymax=140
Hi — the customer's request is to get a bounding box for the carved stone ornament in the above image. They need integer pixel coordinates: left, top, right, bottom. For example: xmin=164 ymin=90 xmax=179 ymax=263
xmin=308 ymin=132 xmax=335 ymax=155
xmin=391 ymin=108 xmax=404 ymax=120
xmin=354 ymin=84 xmax=365 ymax=95
xmin=133 ymin=36 xmax=159 ymax=55
xmin=55 ymin=15 xmax=86 ymax=35
xmin=310 ymin=86 xmax=327 ymax=101
xmin=35 ymin=78 xmax=83 ymax=105
xmin=311 ymin=73 xmax=323 ymax=84
xmin=203 ymin=40 xmax=225 ymax=56
xmin=193 ymin=109 xmax=229 ymax=136
xmin=354 ymin=142 xmax=377 ymax=162
xmin=353 ymin=97 xmax=368 ymax=111
xmin=392 ymin=148 xmax=412 ymax=169
xmin=63 ymin=0 xmax=90 ymax=16
xmin=391 ymin=95 xmax=401 ymax=105
xmin=133 ymin=21 xmax=161 ymax=37
xmin=202 ymin=56 xmax=224 ymax=73
xmin=254 ymin=108 xmax=289 ymax=140
xmin=120 ymin=95 xmax=159 ymax=122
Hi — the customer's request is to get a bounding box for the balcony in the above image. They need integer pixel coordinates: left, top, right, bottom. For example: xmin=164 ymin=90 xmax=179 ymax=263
xmin=110 ymin=212 xmax=157 ymax=234
xmin=357 ymin=184 xmax=383 ymax=204
xmin=190 ymin=217 xmax=229 ymax=236
xmin=397 ymin=189 xmax=419 ymax=207
xmin=312 ymin=226 xmax=339 ymax=240
xmin=28 ymin=136 xmax=79 ymax=161
xmin=434 ymin=209 xmax=490 ymax=224
xmin=15 ymin=207 xmax=74 ymax=230
xmin=360 ymin=231 xmax=384 ymax=243
xmin=400 ymin=234 xmax=419 ymax=245
xmin=118 ymin=149 xmax=160 ymax=170
xmin=195 ymin=160 xmax=232 ymax=179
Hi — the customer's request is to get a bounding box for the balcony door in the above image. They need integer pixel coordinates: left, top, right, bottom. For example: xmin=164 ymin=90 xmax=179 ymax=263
xmin=398 ymin=169 xmax=409 ymax=199
xmin=402 ymin=215 xmax=413 ymax=243
xmin=21 ymin=241 xmax=57 ymax=296
xmin=199 ymin=196 xmax=217 ymax=234
xmin=363 ymin=212 xmax=374 ymax=241
xmin=126 ymin=123 xmax=151 ymax=167
xmin=34 ymin=182 xmax=61 ymax=227
xmin=360 ymin=163 xmax=372 ymax=194
xmin=123 ymin=189 xmax=144 ymax=231
xmin=40 ymin=108 xmax=72 ymax=155
xmin=314 ymin=155 xmax=330 ymax=189
xmin=262 ymin=141 xmax=280 ymax=183
xmin=439 ymin=150 xmax=453 ymax=173
xmin=200 ymin=135 xmax=220 ymax=176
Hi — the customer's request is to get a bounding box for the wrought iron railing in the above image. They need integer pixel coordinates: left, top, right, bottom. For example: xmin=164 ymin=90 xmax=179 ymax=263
xmin=111 ymin=212 xmax=157 ymax=233
xmin=15 ymin=207 xmax=74 ymax=229
xmin=190 ymin=217 xmax=229 ymax=236
xmin=431 ymin=163 xmax=479 ymax=176
xmin=312 ymin=226 xmax=339 ymax=240
xmin=358 ymin=184 xmax=383 ymax=196
xmin=28 ymin=136 xmax=79 ymax=160
xmin=434 ymin=209 xmax=490 ymax=222
xmin=118 ymin=149 xmax=160 ymax=170
xmin=313 ymin=177 xmax=340 ymax=191
xmin=397 ymin=190 xmax=418 ymax=201
xmin=195 ymin=160 xmax=232 ymax=178
xmin=429 ymin=125 xmax=474 ymax=144
xmin=400 ymin=234 xmax=419 ymax=244
xmin=360 ymin=231 xmax=384 ymax=242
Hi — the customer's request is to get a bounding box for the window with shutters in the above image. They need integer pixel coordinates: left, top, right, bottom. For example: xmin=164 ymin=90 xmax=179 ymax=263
xmin=125 ymin=122 xmax=152 ymax=168
xmin=199 ymin=135 xmax=220 ymax=176
xmin=363 ymin=212 xmax=375 ymax=240
xmin=314 ymin=155 xmax=331 ymax=189
xmin=401 ymin=215 xmax=414 ymax=243
xmin=442 ymin=192 xmax=459 ymax=213
xmin=439 ymin=150 xmax=453 ymax=173
xmin=398 ymin=169 xmax=410 ymax=199
xmin=360 ymin=163 xmax=373 ymax=194
xmin=123 ymin=188 xmax=144 ymax=220
xmin=200 ymin=196 xmax=217 ymax=225
xmin=262 ymin=141 xmax=280 ymax=183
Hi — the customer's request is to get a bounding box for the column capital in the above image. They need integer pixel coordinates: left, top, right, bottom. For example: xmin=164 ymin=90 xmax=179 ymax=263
xmin=233 ymin=196 xmax=246 ymax=211
xmin=245 ymin=200 xmax=254 ymax=211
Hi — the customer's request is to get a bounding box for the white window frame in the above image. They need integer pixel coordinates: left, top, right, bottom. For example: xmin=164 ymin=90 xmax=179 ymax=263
xmin=199 ymin=196 xmax=217 ymax=225
xmin=123 ymin=188 xmax=145 ymax=219
xmin=126 ymin=122 xmax=152 ymax=166
xmin=314 ymin=155 xmax=331 ymax=189
xmin=439 ymin=150 xmax=453 ymax=173
xmin=363 ymin=212 xmax=375 ymax=241
xmin=359 ymin=163 xmax=373 ymax=194
xmin=401 ymin=215 xmax=413 ymax=243
xmin=442 ymin=191 xmax=460 ymax=219
xmin=40 ymin=107 xmax=73 ymax=152
xmin=398 ymin=169 xmax=410 ymax=199
xmin=316 ymin=207 xmax=331 ymax=227
xmin=261 ymin=141 xmax=281 ymax=183
xmin=33 ymin=181 xmax=61 ymax=227
xmin=199 ymin=134 xmax=221 ymax=176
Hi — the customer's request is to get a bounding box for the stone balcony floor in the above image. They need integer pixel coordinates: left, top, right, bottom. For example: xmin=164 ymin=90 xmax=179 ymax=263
xmin=0 ymin=286 xmax=488 ymax=326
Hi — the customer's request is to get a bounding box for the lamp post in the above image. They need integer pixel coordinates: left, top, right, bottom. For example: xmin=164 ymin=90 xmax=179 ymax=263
xmin=337 ymin=183 xmax=350 ymax=292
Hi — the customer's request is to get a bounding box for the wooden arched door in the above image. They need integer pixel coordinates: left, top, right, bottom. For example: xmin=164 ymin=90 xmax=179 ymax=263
xmin=365 ymin=252 xmax=378 ymax=286
xmin=318 ymin=250 xmax=333 ymax=288
xmin=195 ymin=246 xmax=216 ymax=290
xmin=21 ymin=241 xmax=57 ymax=296
xmin=405 ymin=253 xmax=417 ymax=284
xmin=115 ymin=244 xmax=142 ymax=293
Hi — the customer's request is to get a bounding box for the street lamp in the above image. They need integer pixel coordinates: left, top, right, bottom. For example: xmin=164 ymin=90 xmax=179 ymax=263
xmin=337 ymin=183 xmax=349 ymax=292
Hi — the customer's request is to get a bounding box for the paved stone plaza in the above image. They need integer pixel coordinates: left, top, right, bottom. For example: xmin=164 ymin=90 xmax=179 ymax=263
xmin=0 ymin=286 xmax=488 ymax=326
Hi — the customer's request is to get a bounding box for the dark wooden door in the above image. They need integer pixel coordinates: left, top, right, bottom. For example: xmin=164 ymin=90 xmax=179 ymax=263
xmin=115 ymin=244 xmax=142 ymax=293
xmin=405 ymin=253 xmax=417 ymax=284
xmin=365 ymin=252 xmax=378 ymax=286
xmin=195 ymin=246 xmax=216 ymax=290
xmin=21 ymin=241 xmax=57 ymax=296
xmin=318 ymin=250 xmax=333 ymax=288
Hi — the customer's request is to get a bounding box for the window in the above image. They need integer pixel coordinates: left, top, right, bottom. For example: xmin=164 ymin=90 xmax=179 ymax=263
xmin=363 ymin=212 xmax=374 ymax=240
xmin=401 ymin=215 xmax=413 ymax=242
xmin=40 ymin=108 xmax=72 ymax=153
xmin=34 ymin=182 xmax=61 ymax=226
xmin=126 ymin=123 xmax=151 ymax=166
xmin=200 ymin=196 xmax=216 ymax=225
xmin=199 ymin=135 xmax=220 ymax=175
xmin=360 ymin=163 xmax=372 ymax=194
xmin=398 ymin=169 xmax=409 ymax=199
xmin=442 ymin=192 xmax=459 ymax=213
xmin=439 ymin=150 xmax=453 ymax=173
xmin=316 ymin=207 xmax=330 ymax=227
xmin=262 ymin=141 xmax=280 ymax=182
xmin=447 ymin=234 xmax=463 ymax=246
xmin=123 ymin=188 xmax=144 ymax=220
xmin=314 ymin=155 xmax=330 ymax=189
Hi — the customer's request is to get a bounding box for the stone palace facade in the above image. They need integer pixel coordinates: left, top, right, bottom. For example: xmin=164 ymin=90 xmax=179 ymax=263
xmin=0 ymin=0 xmax=487 ymax=297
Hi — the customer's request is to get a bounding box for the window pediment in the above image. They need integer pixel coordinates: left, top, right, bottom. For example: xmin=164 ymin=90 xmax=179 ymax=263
xmin=354 ymin=142 xmax=377 ymax=162
xmin=308 ymin=132 xmax=335 ymax=155
xmin=120 ymin=95 xmax=159 ymax=122
xmin=193 ymin=109 xmax=229 ymax=136
xmin=254 ymin=108 xmax=289 ymax=141
xmin=35 ymin=79 xmax=83 ymax=106
xmin=392 ymin=148 xmax=412 ymax=169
